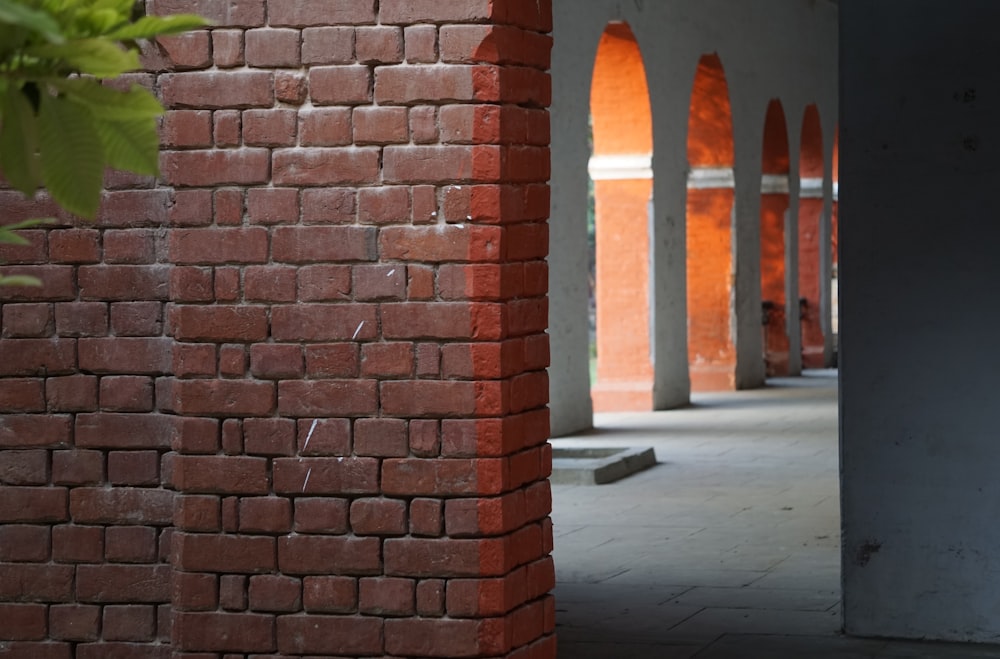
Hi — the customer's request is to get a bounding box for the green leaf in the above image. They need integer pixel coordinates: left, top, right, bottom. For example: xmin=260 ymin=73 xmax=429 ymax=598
xmin=0 ymin=275 xmax=42 ymax=287
xmin=0 ymin=87 xmax=43 ymax=196
xmin=105 ymin=14 xmax=209 ymax=40
xmin=38 ymin=92 xmax=104 ymax=218
xmin=51 ymin=79 xmax=163 ymax=120
xmin=25 ymin=38 xmax=140 ymax=76
xmin=94 ymin=115 xmax=159 ymax=175
xmin=0 ymin=0 xmax=65 ymax=44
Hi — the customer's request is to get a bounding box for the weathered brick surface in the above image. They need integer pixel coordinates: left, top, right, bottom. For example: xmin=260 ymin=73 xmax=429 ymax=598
xmin=0 ymin=0 xmax=554 ymax=657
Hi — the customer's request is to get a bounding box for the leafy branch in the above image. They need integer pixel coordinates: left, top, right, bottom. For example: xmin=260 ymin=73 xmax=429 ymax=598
xmin=0 ymin=0 xmax=207 ymax=285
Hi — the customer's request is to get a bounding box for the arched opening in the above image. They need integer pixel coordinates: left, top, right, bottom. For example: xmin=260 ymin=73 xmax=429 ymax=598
xmin=760 ymin=100 xmax=791 ymax=376
xmin=588 ymin=22 xmax=655 ymax=412
xmin=687 ymin=53 xmax=736 ymax=391
xmin=799 ymin=105 xmax=825 ymax=368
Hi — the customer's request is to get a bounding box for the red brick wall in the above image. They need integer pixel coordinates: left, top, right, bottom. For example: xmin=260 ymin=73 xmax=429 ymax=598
xmin=0 ymin=1 xmax=555 ymax=657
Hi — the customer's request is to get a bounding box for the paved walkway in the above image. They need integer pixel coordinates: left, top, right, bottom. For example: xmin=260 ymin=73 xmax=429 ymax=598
xmin=550 ymin=371 xmax=1000 ymax=658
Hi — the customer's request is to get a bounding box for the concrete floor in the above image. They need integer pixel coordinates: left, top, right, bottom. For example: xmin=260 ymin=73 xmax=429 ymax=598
xmin=550 ymin=371 xmax=1000 ymax=658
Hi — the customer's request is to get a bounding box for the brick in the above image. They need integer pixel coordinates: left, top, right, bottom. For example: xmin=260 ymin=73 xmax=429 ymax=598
xmin=302 ymin=576 xmax=356 ymax=613
xmin=358 ymin=185 xmax=410 ymax=223
xmin=380 ymin=380 xmax=477 ymax=417
xmin=70 ymin=486 xmax=173 ymax=525
xmin=359 ymin=341 xmax=412 ymax=376
xmin=211 ymin=28 xmax=243 ymax=67
xmin=404 ymin=25 xmax=438 ymax=63
xmin=171 ymin=455 xmax=269 ymax=494
xmin=243 ymin=417 xmax=296 ymax=456
xmin=171 ymin=305 xmax=268 ymax=342
xmin=277 ymin=615 xmax=382 ymax=656
xmin=276 ymin=70 xmax=308 ymax=104
xmin=245 ymin=28 xmax=300 ymax=67
xmin=354 ymin=417 xmax=408 ymax=456
xmin=297 ymin=264 xmax=352 ymax=301
xmin=271 ymin=303 xmax=376 ymax=342
xmin=220 ymin=574 xmax=247 ymax=610
xmin=354 ymin=263 xmax=408 ymax=299
xmin=308 ymin=65 xmax=372 ymax=105
xmin=212 ymin=109 xmax=240 ymax=146
xmin=0 ymin=414 xmax=70 ymax=448
xmin=410 ymin=105 xmax=440 ymax=143
xmin=0 ymin=265 xmax=75 ymax=302
xmin=173 ymin=533 xmax=275 ymax=574
xmin=410 ymin=498 xmax=444 ymax=537
xmin=0 ymin=563 xmax=74 ymax=601
xmin=172 ymin=611 xmax=275 ymax=653
xmin=304 ymin=343 xmax=359 ymax=378
xmin=356 ymin=25 xmax=403 ymax=63
xmin=245 ymin=265 xmax=297 ymax=302
xmin=0 ymin=603 xmax=47 ymax=640
xmin=0 ymin=485 xmax=66 ymax=522
xmin=270 ymin=0 xmax=376 ymax=26
xmin=78 ymin=265 xmax=169 ymax=301
xmin=104 ymin=229 xmax=156 ymax=264
xmin=385 ymin=617 xmax=505 ymax=657
xmin=75 ymin=413 xmax=176 ymax=449
xmin=161 ymin=110 xmax=213 ymax=148
xmin=297 ymin=417 xmax=352 ymax=455
xmin=50 ymin=604 xmax=100 ymax=641
xmin=239 ymin=496 xmax=292 ymax=534
xmin=48 ymin=228 xmax=100 ymax=263
xmin=378 ymin=225 xmax=502 ymax=263
xmin=161 ymin=70 xmax=273 ymax=108
xmin=359 ymin=577 xmax=414 ymax=616
xmin=278 ymin=535 xmax=381 ymax=575
xmin=273 ymin=457 xmax=379 ymax=495
xmin=53 ymin=301 xmax=107 ymax=337
xmin=299 ymin=107 xmax=352 ymax=146
xmin=375 ymin=65 xmax=475 ymax=104
xmin=105 ymin=526 xmax=158 ymax=563
xmin=272 ymin=224 xmax=375 ymax=263
xmin=107 ymin=450 xmax=160 ymax=486
xmin=351 ymin=497 xmax=407 ymax=537
xmin=353 ymin=107 xmax=410 ymax=148
xmin=172 ymin=570 xmax=217 ymax=611
xmin=294 ymin=497 xmax=349 ymax=534
xmin=169 ymin=227 xmax=269 ymax=264
xmin=110 ymin=301 xmax=162 ymax=336
xmin=161 ymin=149 xmax=270 ymax=187
xmin=103 ymin=605 xmax=156 ymax=642
xmin=302 ymin=187 xmax=356 ymax=224
xmin=158 ymin=378 xmax=275 ymax=417
xmin=273 ymin=147 xmax=380 ymax=186
xmin=277 ymin=379 xmax=378 ymax=417
xmin=77 ymin=564 xmax=170 ymax=603
xmin=0 ymin=449 xmax=48 ymax=484
xmin=246 ymin=187 xmax=299 ymax=225
xmin=1 ymin=303 xmax=52 ymax=337
xmin=301 ymin=26 xmax=355 ymax=64
xmin=51 ymin=450 xmax=103 ymax=486
xmin=0 ymin=524 xmax=50 ymax=561
xmin=100 ymin=376 xmax=155 ymax=412
xmin=248 ymin=575 xmax=301 ymax=612
xmin=0 ymin=229 xmax=46 ymax=263
xmin=243 ymin=108 xmax=297 ymax=146
xmin=249 ymin=344 xmax=303 ymax=380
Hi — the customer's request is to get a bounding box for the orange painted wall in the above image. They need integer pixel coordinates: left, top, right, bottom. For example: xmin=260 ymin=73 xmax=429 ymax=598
xmin=589 ymin=23 xmax=655 ymax=411
xmin=687 ymin=54 xmax=736 ymax=391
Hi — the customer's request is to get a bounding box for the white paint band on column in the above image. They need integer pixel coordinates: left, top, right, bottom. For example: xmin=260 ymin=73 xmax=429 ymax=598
xmin=588 ymin=153 xmax=653 ymax=180
xmin=687 ymin=167 xmax=735 ymax=189
xmin=761 ymin=174 xmax=790 ymax=195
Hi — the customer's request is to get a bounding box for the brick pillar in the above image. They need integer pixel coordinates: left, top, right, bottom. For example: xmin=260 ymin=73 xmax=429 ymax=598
xmin=0 ymin=139 xmax=175 ymax=653
xmin=761 ymin=100 xmax=791 ymax=377
xmin=157 ymin=1 xmax=556 ymax=657
xmin=687 ymin=55 xmax=737 ymax=391
xmin=798 ymin=104 xmax=825 ymax=369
